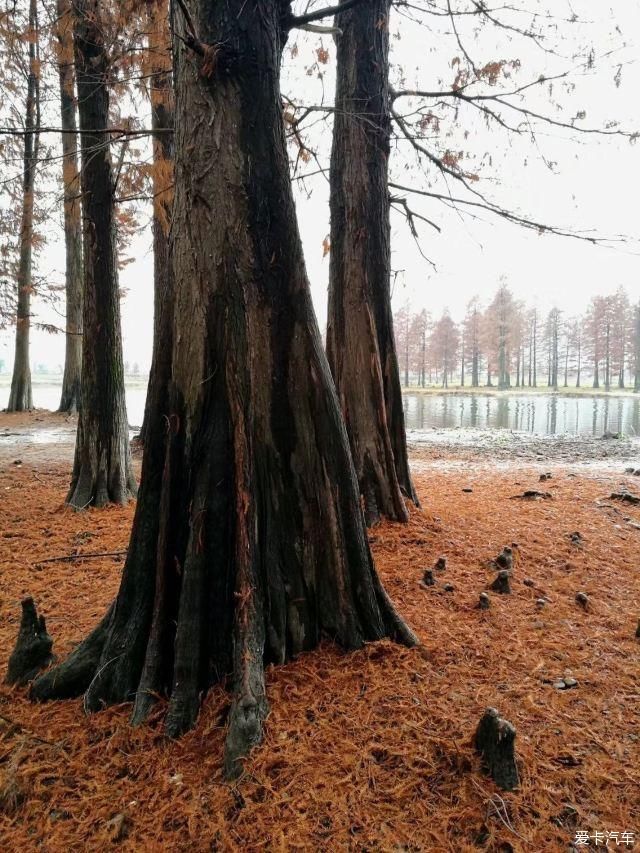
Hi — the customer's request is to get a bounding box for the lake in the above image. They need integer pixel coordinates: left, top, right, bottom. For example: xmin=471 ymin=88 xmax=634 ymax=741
xmin=403 ymin=392 xmax=640 ymax=437
xmin=2 ymin=380 xmax=639 ymax=437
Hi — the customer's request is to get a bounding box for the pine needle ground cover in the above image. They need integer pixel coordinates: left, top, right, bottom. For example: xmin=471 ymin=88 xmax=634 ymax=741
xmin=0 ymin=414 xmax=638 ymax=851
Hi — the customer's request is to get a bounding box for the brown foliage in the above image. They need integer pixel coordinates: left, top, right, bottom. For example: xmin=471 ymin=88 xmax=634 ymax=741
xmin=0 ymin=420 xmax=638 ymax=849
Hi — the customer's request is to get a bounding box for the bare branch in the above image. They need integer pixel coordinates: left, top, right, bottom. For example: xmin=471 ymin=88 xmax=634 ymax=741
xmin=286 ymin=0 xmax=366 ymax=29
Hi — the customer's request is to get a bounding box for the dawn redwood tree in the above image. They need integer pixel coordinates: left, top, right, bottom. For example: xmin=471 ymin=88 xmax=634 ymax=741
xmin=326 ymin=0 xmax=417 ymax=525
xmin=7 ymin=0 xmax=40 ymax=412
xmin=546 ymin=308 xmax=561 ymax=391
xmin=56 ymin=0 xmax=83 ymax=414
xmin=463 ymin=297 xmax=482 ymax=387
xmin=32 ymin=0 xmax=416 ymax=778
xmin=429 ymin=310 xmax=459 ymax=388
xmin=66 ymin=0 xmax=136 ymax=507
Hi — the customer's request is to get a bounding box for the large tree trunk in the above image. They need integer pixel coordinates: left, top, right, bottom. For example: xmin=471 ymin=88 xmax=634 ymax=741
xmin=56 ymin=0 xmax=83 ymax=414
xmin=326 ymin=0 xmax=417 ymax=525
xmin=7 ymin=0 xmax=39 ymax=413
xmin=137 ymin=0 xmax=174 ymax=444
xmin=32 ymin=0 xmax=416 ymax=780
xmin=66 ymin=0 xmax=136 ymax=507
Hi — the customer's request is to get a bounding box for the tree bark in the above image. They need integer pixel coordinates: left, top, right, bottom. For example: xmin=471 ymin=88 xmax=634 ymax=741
xmin=56 ymin=0 xmax=83 ymax=414
xmin=326 ymin=0 xmax=417 ymax=525
xmin=66 ymin=0 xmax=136 ymax=507
xmin=32 ymin=0 xmax=416 ymax=780
xmin=7 ymin=0 xmax=39 ymax=413
xmin=138 ymin=0 xmax=174 ymax=445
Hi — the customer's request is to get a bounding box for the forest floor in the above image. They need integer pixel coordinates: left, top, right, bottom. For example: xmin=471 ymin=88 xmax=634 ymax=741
xmin=0 ymin=412 xmax=639 ymax=852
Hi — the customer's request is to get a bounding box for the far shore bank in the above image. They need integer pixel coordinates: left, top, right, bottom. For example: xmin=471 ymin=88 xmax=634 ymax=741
xmin=402 ymin=384 xmax=640 ymax=398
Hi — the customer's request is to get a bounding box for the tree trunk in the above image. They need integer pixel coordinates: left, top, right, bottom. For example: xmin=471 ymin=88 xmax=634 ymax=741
xmin=137 ymin=0 xmax=174 ymax=444
xmin=532 ymin=313 xmax=537 ymax=387
xmin=605 ymin=323 xmax=611 ymax=391
xmin=634 ymin=303 xmax=640 ymax=392
xmin=56 ymin=0 xmax=83 ymax=414
xmin=66 ymin=0 xmax=136 ymax=507
xmin=472 ymin=345 xmax=479 ymax=387
xmin=326 ymin=0 xmax=417 ymax=524
xmin=7 ymin=0 xmax=39 ymax=413
xmin=32 ymin=0 xmax=416 ymax=780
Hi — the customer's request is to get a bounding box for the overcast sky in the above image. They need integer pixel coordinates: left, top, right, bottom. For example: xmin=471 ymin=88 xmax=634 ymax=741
xmin=1 ymin=0 xmax=639 ymax=375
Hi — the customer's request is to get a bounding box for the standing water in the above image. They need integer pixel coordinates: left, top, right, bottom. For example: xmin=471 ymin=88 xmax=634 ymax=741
xmin=403 ymin=393 xmax=640 ymax=437
xmin=1 ymin=380 xmax=639 ymax=438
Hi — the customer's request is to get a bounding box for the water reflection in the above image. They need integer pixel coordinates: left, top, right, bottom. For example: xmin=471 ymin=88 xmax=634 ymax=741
xmin=402 ymin=393 xmax=640 ymax=437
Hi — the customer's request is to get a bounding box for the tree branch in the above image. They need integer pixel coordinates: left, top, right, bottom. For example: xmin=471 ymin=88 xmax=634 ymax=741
xmin=286 ymin=0 xmax=367 ymax=29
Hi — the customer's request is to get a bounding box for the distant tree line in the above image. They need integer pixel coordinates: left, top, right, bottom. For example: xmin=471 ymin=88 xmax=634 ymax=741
xmin=394 ymin=283 xmax=640 ymax=391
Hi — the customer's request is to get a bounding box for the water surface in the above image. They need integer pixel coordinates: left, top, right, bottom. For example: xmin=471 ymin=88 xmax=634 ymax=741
xmin=403 ymin=393 xmax=640 ymax=437
xmin=2 ymin=381 xmax=639 ymax=438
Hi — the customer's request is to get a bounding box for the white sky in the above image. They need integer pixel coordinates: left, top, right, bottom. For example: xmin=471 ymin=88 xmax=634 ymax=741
xmin=1 ymin=0 xmax=639 ymax=373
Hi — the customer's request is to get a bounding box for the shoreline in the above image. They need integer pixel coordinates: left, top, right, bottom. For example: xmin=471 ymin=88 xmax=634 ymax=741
xmin=2 ymin=410 xmax=638 ymax=471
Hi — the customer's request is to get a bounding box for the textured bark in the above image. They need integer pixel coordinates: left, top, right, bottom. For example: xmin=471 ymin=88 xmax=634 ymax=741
xmin=7 ymin=0 xmax=39 ymax=413
xmin=56 ymin=0 xmax=83 ymax=414
xmin=6 ymin=598 xmax=53 ymax=686
xmin=32 ymin=0 xmax=416 ymax=780
xmin=66 ymin=0 xmax=136 ymax=508
xmin=327 ymin=0 xmax=417 ymax=525
xmin=138 ymin=0 xmax=174 ymax=445
xmin=474 ymin=707 xmax=519 ymax=791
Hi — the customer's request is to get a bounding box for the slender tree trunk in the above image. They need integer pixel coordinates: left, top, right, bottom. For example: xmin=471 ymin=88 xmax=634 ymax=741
xmin=56 ymin=0 xmax=83 ymax=414
xmin=472 ymin=341 xmax=479 ymax=387
xmin=532 ymin=313 xmax=537 ymax=387
xmin=552 ymin=318 xmax=559 ymax=391
xmin=325 ymin=0 xmax=418 ymax=522
xmin=7 ymin=0 xmax=39 ymax=412
xmin=32 ymin=0 xmax=416 ymax=780
xmin=66 ymin=0 xmax=136 ymax=507
xmin=634 ymin=303 xmax=640 ymax=392
xmin=498 ymin=322 xmax=506 ymax=389
xmin=618 ymin=337 xmax=625 ymax=388
xmin=576 ymin=339 xmax=581 ymax=387
xmin=605 ymin=323 xmax=611 ymax=391
xmin=137 ymin=0 xmax=174 ymax=443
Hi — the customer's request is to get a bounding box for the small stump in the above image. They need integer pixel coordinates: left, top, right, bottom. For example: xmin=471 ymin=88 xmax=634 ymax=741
xmin=495 ymin=547 xmax=513 ymax=571
xmin=434 ymin=556 xmax=447 ymax=572
xmin=474 ymin=707 xmax=519 ymax=791
xmin=422 ymin=569 xmax=436 ymax=587
xmin=477 ymin=592 xmax=490 ymax=610
xmin=575 ymin=592 xmax=589 ymax=610
xmin=6 ymin=598 xmax=54 ymax=686
xmin=635 ymin=619 xmax=640 ymax=639
xmin=490 ymin=570 xmax=511 ymax=595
